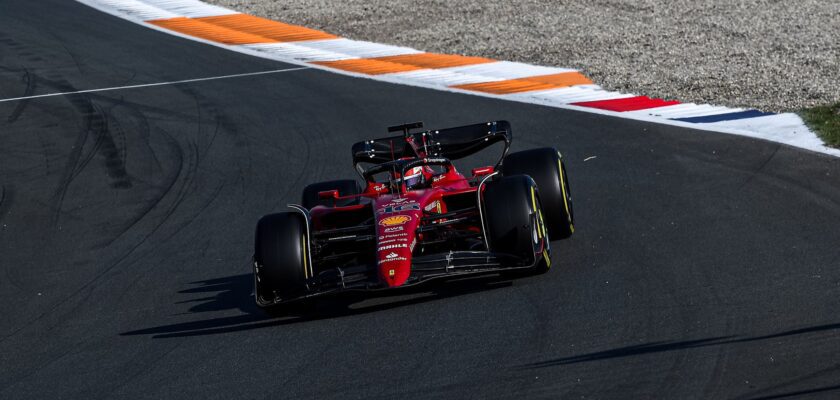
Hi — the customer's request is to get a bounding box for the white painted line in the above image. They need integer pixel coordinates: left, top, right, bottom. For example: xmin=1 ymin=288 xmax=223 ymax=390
xmin=81 ymin=0 xmax=179 ymax=20
xmin=385 ymin=68 xmax=508 ymax=86
xmin=141 ymin=0 xmax=236 ymax=18
xmin=628 ymin=103 xmax=709 ymax=117
xmin=0 ymin=67 xmax=309 ymax=103
xmin=244 ymin=42 xmax=346 ymax=62
xmin=243 ymin=39 xmax=421 ymax=62
xmin=443 ymin=61 xmax=578 ymax=81
xmin=632 ymin=104 xmax=741 ymax=119
xmin=709 ymin=113 xmax=810 ymax=139
xmin=555 ymin=91 xmax=634 ymax=103
xmin=515 ymin=86 xmax=634 ymax=103
xmin=295 ymin=38 xmax=421 ymax=59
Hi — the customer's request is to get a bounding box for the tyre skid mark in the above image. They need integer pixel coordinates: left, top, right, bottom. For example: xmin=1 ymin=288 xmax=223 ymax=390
xmin=0 ymin=126 xmax=196 ymax=345
xmin=5 ymin=68 xmax=35 ymax=124
xmin=0 ymin=72 xmax=207 ymax=344
xmin=172 ymin=84 xmax=255 ymax=204
xmin=102 ymin=125 xmax=183 ymax=247
xmin=36 ymin=74 xmax=132 ymax=223
xmin=0 ymin=24 xmax=207 ymax=348
xmin=49 ymin=87 xmax=97 ymax=225
xmin=0 ymin=185 xmax=24 ymax=297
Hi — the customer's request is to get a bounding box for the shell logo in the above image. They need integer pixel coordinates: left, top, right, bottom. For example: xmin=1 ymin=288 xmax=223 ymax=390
xmin=379 ymin=215 xmax=411 ymax=226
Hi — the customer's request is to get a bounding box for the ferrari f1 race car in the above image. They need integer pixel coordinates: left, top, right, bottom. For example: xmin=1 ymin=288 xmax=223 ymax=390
xmin=253 ymin=121 xmax=574 ymax=308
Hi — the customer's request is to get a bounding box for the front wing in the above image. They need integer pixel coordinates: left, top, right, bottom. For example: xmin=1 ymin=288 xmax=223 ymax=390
xmin=254 ymin=250 xmax=542 ymax=307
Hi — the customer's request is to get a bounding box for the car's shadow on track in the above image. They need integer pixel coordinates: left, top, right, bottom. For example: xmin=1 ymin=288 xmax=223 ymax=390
xmin=121 ymin=272 xmax=515 ymax=339
xmin=515 ymin=322 xmax=840 ymax=400
xmin=516 ymin=321 xmax=840 ymax=369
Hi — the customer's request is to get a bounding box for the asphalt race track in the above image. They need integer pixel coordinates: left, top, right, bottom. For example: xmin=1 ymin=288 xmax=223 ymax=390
xmin=2 ymin=1 xmax=840 ymax=399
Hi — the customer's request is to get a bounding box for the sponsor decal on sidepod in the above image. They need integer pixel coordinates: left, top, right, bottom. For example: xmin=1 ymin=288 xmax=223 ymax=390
xmin=381 ymin=203 xmax=420 ymax=213
xmin=380 ymin=215 xmax=411 ymax=226
xmin=424 ymin=200 xmax=441 ymax=212
xmin=379 ymin=232 xmax=408 ymax=241
xmin=378 ymin=243 xmax=408 ymax=251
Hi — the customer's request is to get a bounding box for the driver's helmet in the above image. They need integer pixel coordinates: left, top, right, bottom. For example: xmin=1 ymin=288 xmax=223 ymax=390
xmin=403 ymin=166 xmax=424 ymax=189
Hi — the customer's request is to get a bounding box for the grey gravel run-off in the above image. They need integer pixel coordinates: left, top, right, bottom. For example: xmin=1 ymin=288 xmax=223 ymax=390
xmin=207 ymin=0 xmax=840 ymax=112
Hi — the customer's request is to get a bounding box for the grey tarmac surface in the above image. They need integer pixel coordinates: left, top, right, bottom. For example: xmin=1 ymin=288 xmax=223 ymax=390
xmin=2 ymin=0 xmax=840 ymax=399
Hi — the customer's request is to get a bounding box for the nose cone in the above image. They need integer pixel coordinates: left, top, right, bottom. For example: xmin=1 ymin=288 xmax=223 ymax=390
xmin=375 ymin=198 xmax=421 ymax=287
xmin=379 ymin=250 xmax=412 ymax=287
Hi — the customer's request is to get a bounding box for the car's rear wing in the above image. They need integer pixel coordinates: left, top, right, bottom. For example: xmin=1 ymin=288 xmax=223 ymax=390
xmin=351 ymin=120 xmax=512 ymax=174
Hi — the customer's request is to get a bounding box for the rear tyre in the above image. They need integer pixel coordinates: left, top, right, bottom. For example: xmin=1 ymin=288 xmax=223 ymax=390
xmin=483 ymin=175 xmax=550 ymax=274
xmin=254 ymin=212 xmax=309 ymax=307
xmin=301 ymin=179 xmax=362 ymax=209
xmin=502 ymin=147 xmax=574 ymax=239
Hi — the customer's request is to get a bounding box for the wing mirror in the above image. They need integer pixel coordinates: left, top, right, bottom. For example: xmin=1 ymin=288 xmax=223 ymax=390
xmin=471 ymin=166 xmax=495 ymax=177
xmin=318 ymin=190 xmax=340 ymax=199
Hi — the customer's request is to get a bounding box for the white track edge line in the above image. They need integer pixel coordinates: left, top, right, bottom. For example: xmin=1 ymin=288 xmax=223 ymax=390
xmin=0 ymin=67 xmax=309 ymax=103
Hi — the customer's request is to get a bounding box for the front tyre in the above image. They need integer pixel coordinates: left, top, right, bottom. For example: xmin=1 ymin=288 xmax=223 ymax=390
xmin=483 ymin=175 xmax=551 ymax=274
xmin=254 ymin=212 xmax=309 ymax=307
xmin=502 ymin=147 xmax=574 ymax=239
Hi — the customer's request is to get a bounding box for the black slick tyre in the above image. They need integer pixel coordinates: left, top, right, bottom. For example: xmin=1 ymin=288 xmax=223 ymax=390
xmin=253 ymin=212 xmax=309 ymax=307
xmin=502 ymin=147 xmax=574 ymax=239
xmin=483 ymin=175 xmax=550 ymax=274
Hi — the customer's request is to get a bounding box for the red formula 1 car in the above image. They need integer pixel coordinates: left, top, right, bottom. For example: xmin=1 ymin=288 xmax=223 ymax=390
xmin=253 ymin=121 xmax=574 ymax=308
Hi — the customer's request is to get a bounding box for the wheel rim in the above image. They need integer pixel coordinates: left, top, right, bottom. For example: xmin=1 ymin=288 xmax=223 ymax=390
xmin=531 ymin=194 xmax=550 ymax=263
